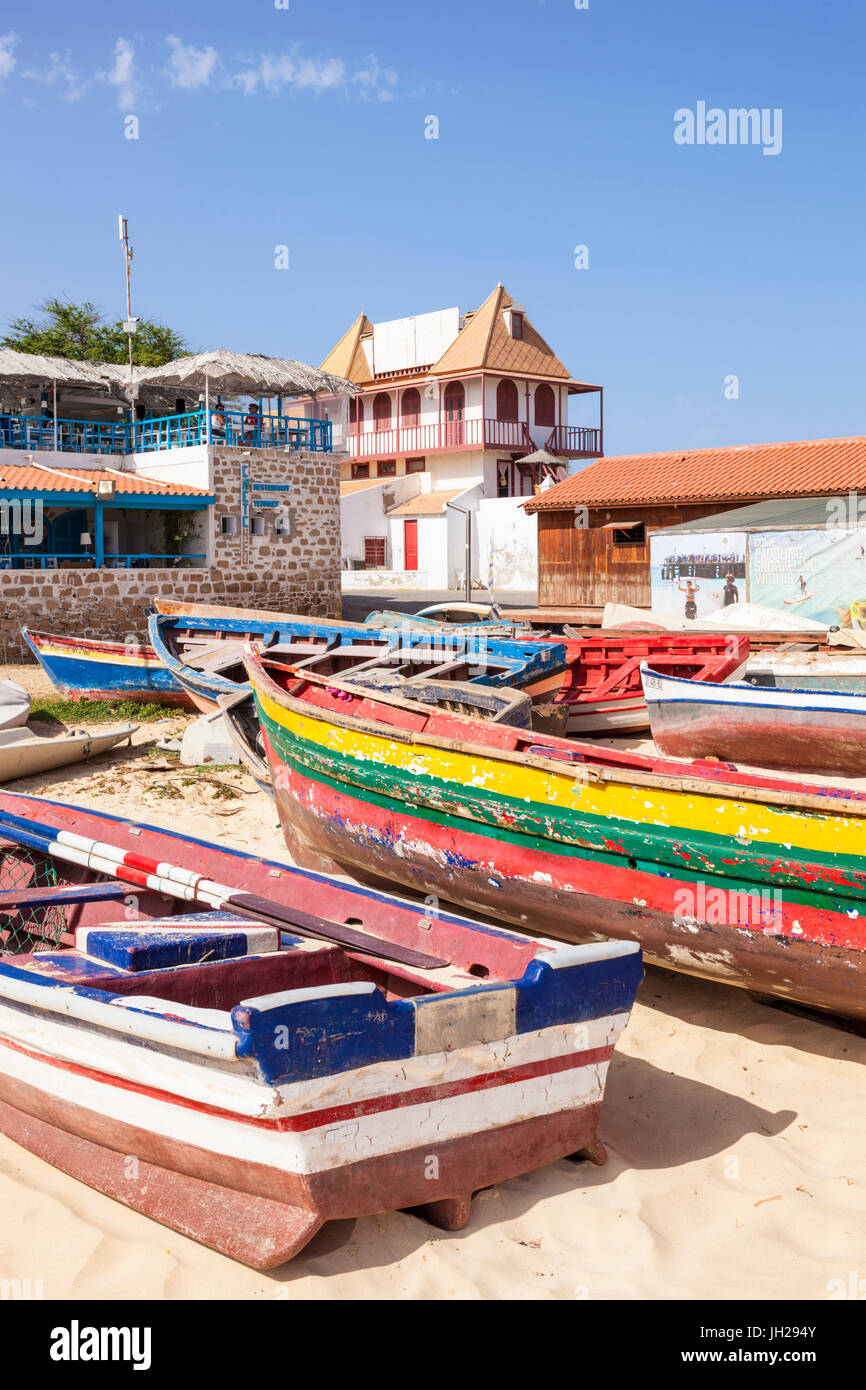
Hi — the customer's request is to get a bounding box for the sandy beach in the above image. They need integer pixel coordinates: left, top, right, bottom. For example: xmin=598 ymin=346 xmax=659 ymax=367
xmin=0 ymin=672 xmax=864 ymax=1301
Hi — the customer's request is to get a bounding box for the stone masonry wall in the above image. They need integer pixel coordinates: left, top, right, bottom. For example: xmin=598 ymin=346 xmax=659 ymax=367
xmin=0 ymin=446 xmax=342 ymax=662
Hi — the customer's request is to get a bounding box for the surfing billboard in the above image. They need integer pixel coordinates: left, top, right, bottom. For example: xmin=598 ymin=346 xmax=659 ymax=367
xmin=748 ymin=528 xmax=866 ymax=625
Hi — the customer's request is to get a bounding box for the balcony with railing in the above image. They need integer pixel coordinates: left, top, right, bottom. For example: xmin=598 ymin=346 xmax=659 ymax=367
xmin=0 ymin=408 xmax=333 ymax=456
xmin=347 ymin=417 xmax=601 ymax=460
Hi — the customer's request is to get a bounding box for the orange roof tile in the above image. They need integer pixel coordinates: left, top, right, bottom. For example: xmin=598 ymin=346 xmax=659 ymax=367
xmin=0 ymin=464 xmax=210 ymax=497
xmin=320 ymin=314 xmax=374 ymax=385
xmin=524 ymin=436 xmax=866 ymax=512
xmin=432 ymin=286 xmax=571 ymax=380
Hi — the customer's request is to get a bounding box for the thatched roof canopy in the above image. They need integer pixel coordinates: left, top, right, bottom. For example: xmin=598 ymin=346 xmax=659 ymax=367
xmin=135 ymin=350 xmax=357 ymax=399
xmin=0 ymin=349 xmax=125 ymax=394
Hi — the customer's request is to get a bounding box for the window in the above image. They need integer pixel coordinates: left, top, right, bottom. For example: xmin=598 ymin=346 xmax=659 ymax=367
xmin=401 ymin=388 xmax=421 ymax=427
xmin=612 ymin=522 xmax=646 ymax=545
xmin=534 ymin=383 xmax=555 ymax=428
xmin=443 ymin=382 xmax=464 ymax=419
xmin=364 ymin=536 xmax=387 ymax=568
xmin=351 ymin=462 xmax=370 ymax=479
xmin=377 ymin=460 xmax=396 ymax=477
xmin=496 ymin=379 xmax=519 ymax=422
xmin=497 ymin=459 xmax=511 ymax=498
xmin=510 ymin=312 xmax=524 ymax=340
xmin=406 ymin=457 xmax=426 ymax=474
xmin=373 ymin=392 xmax=392 ymax=431
xmin=349 ymin=397 xmax=364 ymax=430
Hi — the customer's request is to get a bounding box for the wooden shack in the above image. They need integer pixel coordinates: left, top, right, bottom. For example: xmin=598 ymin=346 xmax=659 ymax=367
xmin=524 ymin=435 xmax=866 ymax=609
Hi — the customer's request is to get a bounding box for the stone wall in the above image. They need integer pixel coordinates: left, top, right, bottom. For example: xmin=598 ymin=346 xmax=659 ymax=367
xmin=0 ymin=446 xmax=342 ymax=662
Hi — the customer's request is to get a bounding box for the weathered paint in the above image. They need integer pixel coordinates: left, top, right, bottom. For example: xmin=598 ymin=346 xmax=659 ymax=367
xmin=245 ymin=650 xmax=866 ymax=1019
xmin=23 ymin=628 xmax=192 ymax=705
xmin=0 ymin=806 xmax=641 ymax=1266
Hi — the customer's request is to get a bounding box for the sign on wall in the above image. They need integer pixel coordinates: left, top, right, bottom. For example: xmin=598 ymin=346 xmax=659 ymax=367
xmin=650 ymin=531 xmax=747 ymax=618
xmin=748 ymin=528 xmax=866 ymax=624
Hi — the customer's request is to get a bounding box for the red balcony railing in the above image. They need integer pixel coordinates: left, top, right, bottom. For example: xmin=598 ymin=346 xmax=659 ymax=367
xmin=348 ymin=419 xmax=601 ymax=460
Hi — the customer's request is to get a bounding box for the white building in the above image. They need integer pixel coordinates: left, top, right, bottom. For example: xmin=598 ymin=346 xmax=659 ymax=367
xmin=308 ymin=284 xmax=603 ymax=593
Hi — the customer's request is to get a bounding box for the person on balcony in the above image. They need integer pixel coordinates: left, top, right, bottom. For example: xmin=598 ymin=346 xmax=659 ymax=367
xmin=210 ymin=406 xmax=227 ymax=440
xmin=243 ymin=402 xmax=261 ymax=441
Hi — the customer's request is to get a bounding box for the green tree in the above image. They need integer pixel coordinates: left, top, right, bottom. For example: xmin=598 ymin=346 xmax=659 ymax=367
xmin=1 ymin=298 xmax=187 ymax=366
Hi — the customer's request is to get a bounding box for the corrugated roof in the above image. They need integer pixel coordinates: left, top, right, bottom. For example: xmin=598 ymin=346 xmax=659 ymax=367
xmin=524 ymin=436 xmax=866 ymax=512
xmin=0 ymin=464 xmax=209 ymax=497
xmin=386 ymin=488 xmax=465 ymax=516
xmin=657 ymin=495 xmax=858 ymax=533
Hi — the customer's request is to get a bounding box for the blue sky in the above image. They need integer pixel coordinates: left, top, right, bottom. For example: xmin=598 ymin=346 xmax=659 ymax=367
xmin=1 ymin=0 xmax=864 ymax=457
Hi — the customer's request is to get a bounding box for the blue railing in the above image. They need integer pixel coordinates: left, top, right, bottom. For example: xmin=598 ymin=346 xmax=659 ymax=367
xmin=0 ymin=409 xmax=332 ymax=456
xmin=0 ymin=552 xmax=207 ymax=570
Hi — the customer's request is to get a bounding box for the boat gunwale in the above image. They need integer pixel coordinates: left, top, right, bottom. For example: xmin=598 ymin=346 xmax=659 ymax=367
xmin=244 ymin=646 xmax=866 ymax=818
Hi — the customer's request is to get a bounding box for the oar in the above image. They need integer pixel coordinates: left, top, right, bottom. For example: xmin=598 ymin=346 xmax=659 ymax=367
xmin=0 ymin=811 xmax=447 ymax=971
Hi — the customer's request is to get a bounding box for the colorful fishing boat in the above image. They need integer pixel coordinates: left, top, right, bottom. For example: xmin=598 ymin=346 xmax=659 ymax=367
xmin=641 ymin=659 xmax=866 ymax=775
xmin=148 ymin=603 xmax=566 ymax=716
xmin=0 ymin=790 xmax=640 ymax=1267
xmin=245 ymin=645 xmax=866 ymax=1021
xmin=524 ymin=633 xmax=750 ymax=734
xmin=22 ymin=629 xmax=192 ymax=707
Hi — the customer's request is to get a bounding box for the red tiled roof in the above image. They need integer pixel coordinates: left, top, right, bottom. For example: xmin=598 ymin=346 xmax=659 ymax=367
xmin=524 ymin=436 xmax=866 ymax=512
xmin=0 ymin=464 xmax=210 ymax=496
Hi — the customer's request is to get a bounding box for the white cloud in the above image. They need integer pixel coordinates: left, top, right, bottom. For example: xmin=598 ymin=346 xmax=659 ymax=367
xmin=164 ymin=34 xmax=218 ymax=91
xmin=0 ymin=32 xmax=17 ymax=82
xmin=22 ymin=51 xmax=90 ymax=102
xmin=107 ymin=37 xmax=137 ymax=109
xmin=233 ymin=50 xmax=346 ymax=96
xmin=353 ymin=55 xmax=398 ymax=102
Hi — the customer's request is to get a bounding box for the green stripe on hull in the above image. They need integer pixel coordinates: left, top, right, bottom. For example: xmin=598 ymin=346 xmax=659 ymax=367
xmin=260 ymin=708 xmax=866 ymax=915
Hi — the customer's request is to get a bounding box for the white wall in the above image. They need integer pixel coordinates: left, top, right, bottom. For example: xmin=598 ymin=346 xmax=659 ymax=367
xmin=340 ymin=475 xmax=423 ymax=566
xmin=476 ymin=496 xmax=538 ymax=592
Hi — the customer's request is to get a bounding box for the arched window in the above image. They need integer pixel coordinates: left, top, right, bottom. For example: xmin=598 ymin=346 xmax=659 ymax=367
xmin=372 ymin=392 xmax=392 ymax=431
xmin=401 ymin=388 xmax=421 ymax=427
xmin=534 ymin=384 xmax=555 ymax=428
xmin=496 ymin=379 xmax=519 ymax=422
xmin=349 ymin=397 xmax=364 ymax=430
xmin=443 ymin=381 xmax=465 ymax=446
xmin=443 ymin=381 xmax=464 ymax=420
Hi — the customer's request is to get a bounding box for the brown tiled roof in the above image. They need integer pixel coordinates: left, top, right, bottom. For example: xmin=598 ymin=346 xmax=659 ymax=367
xmin=320 ymin=286 xmax=573 ymax=390
xmin=524 ymin=436 xmax=866 ymax=512
xmin=432 ymin=285 xmax=571 ymax=380
xmin=0 ymin=464 xmax=210 ymax=496
xmin=386 ymin=488 xmax=465 ymax=516
xmin=319 ymin=314 xmax=374 ymax=385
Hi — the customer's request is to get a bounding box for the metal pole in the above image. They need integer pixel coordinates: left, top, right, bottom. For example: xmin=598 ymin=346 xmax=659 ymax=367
xmin=118 ymin=215 xmax=135 ymax=390
xmin=53 ymin=380 xmax=58 ymax=451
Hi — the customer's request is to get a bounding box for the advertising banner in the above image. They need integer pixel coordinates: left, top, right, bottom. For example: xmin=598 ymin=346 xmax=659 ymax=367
xmin=650 ymin=531 xmax=747 ymax=619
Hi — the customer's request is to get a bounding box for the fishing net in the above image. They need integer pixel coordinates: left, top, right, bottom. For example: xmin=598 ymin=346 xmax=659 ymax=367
xmin=0 ymin=849 xmax=66 ymax=954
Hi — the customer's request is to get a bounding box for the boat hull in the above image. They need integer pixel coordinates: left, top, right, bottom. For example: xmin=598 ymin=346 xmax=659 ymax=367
xmin=247 ymin=655 xmax=866 ymax=1020
xmin=643 ymin=665 xmax=866 ymax=774
xmin=22 ymin=630 xmax=192 ymax=707
xmin=269 ymin=753 xmax=866 ymax=1019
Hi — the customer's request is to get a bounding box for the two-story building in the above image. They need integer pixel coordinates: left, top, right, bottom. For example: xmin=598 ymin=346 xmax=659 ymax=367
xmin=307 ymin=285 xmax=603 ymax=592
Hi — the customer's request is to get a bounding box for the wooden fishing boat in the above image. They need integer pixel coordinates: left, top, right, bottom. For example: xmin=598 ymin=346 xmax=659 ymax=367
xmin=0 ymin=680 xmax=30 ymax=731
xmin=149 ymin=606 xmax=566 ymax=716
xmin=0 ymin=723 xmax=137 ymax=782
xmin=22 ymin=629 xmax=192 ymax=707
xmin=524 ymin=634 xmax=750 ymax=734
xmin=244 ymin=645 xmax=866 ymax=1021
xmin=641 ymin=660 xmax=866 ymax=775
xmin=0 ymin=790 xmax=640 ymax=1268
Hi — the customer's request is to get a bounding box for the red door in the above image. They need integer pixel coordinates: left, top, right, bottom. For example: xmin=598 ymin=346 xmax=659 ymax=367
xmin=404 ymin=519 xmax=418 ymax=571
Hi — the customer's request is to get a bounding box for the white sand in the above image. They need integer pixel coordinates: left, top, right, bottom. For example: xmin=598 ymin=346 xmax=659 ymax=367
xmin=0 ymin=679 xmax=864 ymax=1299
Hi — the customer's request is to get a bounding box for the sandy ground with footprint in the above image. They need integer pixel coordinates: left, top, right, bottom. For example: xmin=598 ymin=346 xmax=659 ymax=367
xmin=0 ymin=665 xmax=863 ymax=1300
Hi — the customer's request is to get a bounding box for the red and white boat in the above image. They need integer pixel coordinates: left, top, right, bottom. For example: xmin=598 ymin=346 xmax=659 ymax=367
xmin=0 ymin=791 xmax=641 ymax=1268
xmin=525 ymin=633 xmax=750 ymax=734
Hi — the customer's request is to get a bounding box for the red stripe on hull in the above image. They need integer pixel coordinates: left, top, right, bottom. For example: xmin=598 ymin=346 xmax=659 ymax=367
xmin=0 ymin=1073 xmax=606 ymax=1268
xmin=0 ymin=1032 xmax=612 ymax=1133
xmin=275 ymin=763 xmax=866 ymax=1019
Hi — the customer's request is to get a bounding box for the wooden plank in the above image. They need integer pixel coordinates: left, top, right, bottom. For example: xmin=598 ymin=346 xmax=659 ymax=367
xmin=0 ymin=881 xmax=127 ymax=911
